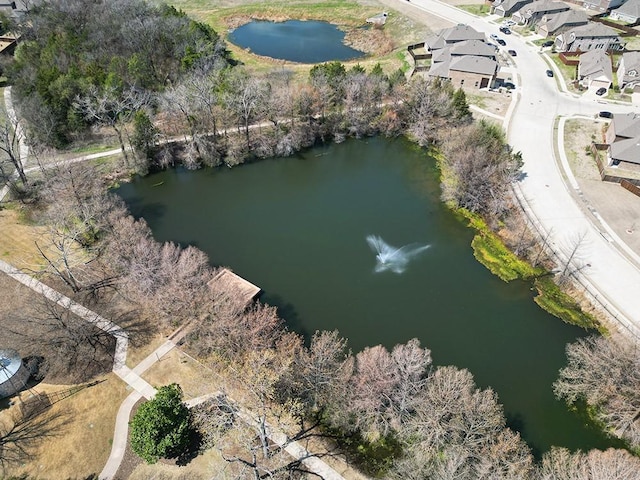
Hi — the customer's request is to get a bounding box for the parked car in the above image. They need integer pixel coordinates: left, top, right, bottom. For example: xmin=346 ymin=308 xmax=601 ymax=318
xmin=504 ymin=20 xmax=516 ymax=27
xmin=503 ymin=82 xmax=516 ymax=89
xmin=499 ymin=26 xmax=511 ymax=34
xmin=508 ymin=49 xmax=517 ymax=56
xmin=490 ymin=33 xmax=500 ymax=41
xmin=599 ymin=111 xmax=613 ymax=118
xmin=496 ymin=38 xmax=506 ymax=46
xmin=546 ymin=69 xmax=554 ymax=77
xmin=542 ymin=40 xmax=554 ymax=48
xmin=596 ymin=87 xmax=607 ymax=96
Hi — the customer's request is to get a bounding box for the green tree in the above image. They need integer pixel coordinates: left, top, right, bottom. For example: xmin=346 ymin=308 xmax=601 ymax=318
xmin=129 ymin=384 xmax=192 ymax=464
xmin=132 ymin=110 xmax=159 ymax=165
xmin=451 ymin=88 xmax=471 ymax=119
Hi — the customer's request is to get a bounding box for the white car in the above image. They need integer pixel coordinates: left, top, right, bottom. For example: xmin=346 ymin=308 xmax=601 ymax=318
xmin=490 ymin=33 xmax=500 ymax=41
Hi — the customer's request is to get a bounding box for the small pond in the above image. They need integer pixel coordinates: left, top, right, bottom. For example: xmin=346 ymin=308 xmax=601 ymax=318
xmin=228 ymin=20 xmax=365 ymax=63
xmin=118 ymin=137 xmax=623 ymax=456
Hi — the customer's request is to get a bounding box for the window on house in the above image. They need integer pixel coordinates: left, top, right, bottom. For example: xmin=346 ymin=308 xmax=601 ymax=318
xmin=629 ymin=70 xmax=637 ymax=77
xmin=475 ymin=81 xmax=479 ymax=87
xmin=460 ymin=79 xmax=465 ymax=85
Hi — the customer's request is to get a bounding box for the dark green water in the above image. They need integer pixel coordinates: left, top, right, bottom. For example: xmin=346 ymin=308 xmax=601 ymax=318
xmin=118 ymin=137 xmax=621 ymax=455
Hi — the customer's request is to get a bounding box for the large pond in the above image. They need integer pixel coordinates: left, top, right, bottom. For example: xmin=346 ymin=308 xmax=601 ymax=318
xmin=228 ymin=20 xmax=365 ymax=63
xmin=118 ymin=137 xmax=622 ymax=456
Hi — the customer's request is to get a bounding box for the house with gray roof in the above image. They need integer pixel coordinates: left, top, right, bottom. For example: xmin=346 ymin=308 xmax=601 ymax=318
xmin=608 ymin=137 xmax=640 ymax=170
xmin=492 ymin=0 xmax=533 ymax=17
xmin=429 ymin=54 xmax=499 ymax=90
xmin=424 ymin=25 xmax=486 ymax=52
xmin=536 ymin=9 xmax=589 ymax=37
xmin=554 ymin=23 xmax=624 ymax=52
xmin=606 ymin=112 xmax=640 ymax=143
xmin=577 ymin=49 xmax=613 ymax=89
xmin=605 ymin=113 xmax=640 ymax=171
xmin=582 ymin=0 xmax=626 ymax=13
xmin=610 ymin=0 xmax=640 ymax=24
xmin=512 ymin=0 xmax=570 ymax=25
xmin=617 ymin=51 xmax=640 ymax=91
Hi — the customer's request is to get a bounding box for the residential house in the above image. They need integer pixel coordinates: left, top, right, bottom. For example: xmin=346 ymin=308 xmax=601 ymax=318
xmin=536 ymin=9 xmax=589 ymax=37
xmin=431 ymin=39 xmax=498 ymax=63
xmin=608 ymin=137 xmax=640 ymax=171
xmin=617 ymin=51 xmax=640 ymax=90
xmin=582 ymin=0 xmax=626 ymax=13
xmin=610 ymin=0 xmax=640 ymax=23
xmin=424 ymin=24 xmax=486 ymax=52
xmin=428 ymin=55 xmax=499 ymax=89
xmin=492 ymin=0 xmax=533 ymax=17
xmin=577 ymin=49 xmax=613 ymax=89
xmin=512 ymin=0 xmax=570 ymax=25
xmin=605 ymin=112 xmax=640 ymax=144
xmin=554 ymin=23 xmax=624 ymax=51
xmin=604 ymin=113 xmax=640 ymax=170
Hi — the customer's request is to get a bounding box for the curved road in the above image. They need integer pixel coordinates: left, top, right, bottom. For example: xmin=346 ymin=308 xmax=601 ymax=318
xmin=398 ymin=0 xmax=640 ymax=333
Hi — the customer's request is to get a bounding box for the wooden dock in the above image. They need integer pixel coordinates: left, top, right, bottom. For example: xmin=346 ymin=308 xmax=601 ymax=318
xmin=208 ymin=268 xmax=261 ymax=307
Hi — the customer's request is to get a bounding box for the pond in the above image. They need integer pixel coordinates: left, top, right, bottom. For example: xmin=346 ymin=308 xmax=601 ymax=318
xmin=117 ymin=137 xmax=622 ymax=456
xmin=228 ymin=20 xmax=365 ymax=63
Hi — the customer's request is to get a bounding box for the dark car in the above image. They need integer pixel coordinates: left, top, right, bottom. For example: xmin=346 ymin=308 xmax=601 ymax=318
xmin=596 ymin=87 xmax=607 ymax=96
xmin=508 ymin=49 xmax=517 ymax=56
xmin=546 ymin=69 xmax=554 ymax=77
xmin=496 ymin=38 xmax=506 ymax=46
xmin=499 ymin=26 xmax=511 ymax=34
xmin=599 ymin=111 xmax=613 ymax=118
xmin=503 ymin=82 xmax=516 ymax=90
xmin=542 ymin=40 xmax=554 ymax=48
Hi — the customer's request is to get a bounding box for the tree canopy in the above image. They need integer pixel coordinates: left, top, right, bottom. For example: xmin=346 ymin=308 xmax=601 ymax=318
xmin=129 ymin=383 xmax=192 ymax=464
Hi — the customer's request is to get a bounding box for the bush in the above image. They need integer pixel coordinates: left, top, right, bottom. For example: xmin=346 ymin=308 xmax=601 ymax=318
xmin=129 ymin=384 xmax=193 ymax=464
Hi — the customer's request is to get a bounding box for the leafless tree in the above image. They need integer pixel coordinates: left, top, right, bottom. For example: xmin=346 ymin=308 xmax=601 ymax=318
xmin=74 ymin=85 xmax=151 ymax=168
xmin=554 ymin=335 xmax=640 ymax=447
xmin=292 ymin=330 xmax=353 ymax=415
xmin=7 ymin=295 xmax=116 ymax=381
xmin=347 ymin=339 xmax=432 ymax=439
xmin=538 ymin=447 xmax=640 ymax=480
xmin=558 ymin=230 xmax=589 ymax=284
xmin=222 ymin=69 xmax=270 ymax=153
xmin=393 ymin=366 xmax=533 ymax=479
xmin=0 ymin=119 xmax=27 ymax=189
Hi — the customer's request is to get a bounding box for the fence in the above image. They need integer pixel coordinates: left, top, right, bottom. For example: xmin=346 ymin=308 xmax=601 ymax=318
xmin=591 ymin=143 xmax=640 ymax=190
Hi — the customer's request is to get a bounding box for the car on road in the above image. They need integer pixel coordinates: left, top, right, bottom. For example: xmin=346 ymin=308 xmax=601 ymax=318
xmin=496 ymin=38 xmax=506 ymax=46
xmin=503 ymin=81 xmax=516 ymax=89
xmin=546 ymin=69 xmax=554 ymax=77
xmin=499 ymin=26 xmax=511 ymax=34
xmin=508 ymin=49 xmax=517 ymax=56
xmin=596 ymin=87 xmax=607 ymax=96
xmin=503 ymin=20 xmax=516 ymax=27
xmin=599 ymin=111 xmax=613 ymax=118
xmin=542 ymin=40 xmax=554 ymax=48
xmin=490 ymin=33 xmax=500 ymax=41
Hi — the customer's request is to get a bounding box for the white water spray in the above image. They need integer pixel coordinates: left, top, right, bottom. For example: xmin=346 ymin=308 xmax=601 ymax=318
xmin=366 ymin=235 xmax=430 ymax=274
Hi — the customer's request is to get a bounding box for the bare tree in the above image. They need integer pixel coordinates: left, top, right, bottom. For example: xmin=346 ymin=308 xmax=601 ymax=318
xmin=538 ymin=447 xmax=640 ymax=480
xmin=347 ymin=339 xmax=432 ymax=439
xmin=393 ymin=366 xmax=533 ymax=480
xmin=8 ymin=295 xmax=116 ymax=381
xmin=554 ymin=335 xmax=640 ymax=447
xmin=0 ymin=119 xmax=27 ymax=189
xmin=74 ymin=85 xmax=151 ymax=168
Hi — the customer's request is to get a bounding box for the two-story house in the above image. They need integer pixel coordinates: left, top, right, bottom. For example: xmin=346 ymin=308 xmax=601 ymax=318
xmin=554 ymin=23 xmax=624 ymax=52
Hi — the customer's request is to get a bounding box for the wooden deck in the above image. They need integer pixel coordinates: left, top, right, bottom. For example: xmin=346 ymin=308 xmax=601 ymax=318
xmin=208 ymin=268 xmax=261 ymax=307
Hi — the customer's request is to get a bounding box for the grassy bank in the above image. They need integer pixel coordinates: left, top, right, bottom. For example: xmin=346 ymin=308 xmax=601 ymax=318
xmin=457 ymin=209 xmax=602 ymax=331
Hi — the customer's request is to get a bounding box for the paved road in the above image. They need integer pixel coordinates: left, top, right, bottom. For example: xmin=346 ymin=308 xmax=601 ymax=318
xmin=400 ymin=0 xmax=640 ymax=333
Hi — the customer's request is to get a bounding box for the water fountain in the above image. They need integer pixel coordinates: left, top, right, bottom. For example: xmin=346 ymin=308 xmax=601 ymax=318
xmin=366 ymin=235 xmax=430 ymax=274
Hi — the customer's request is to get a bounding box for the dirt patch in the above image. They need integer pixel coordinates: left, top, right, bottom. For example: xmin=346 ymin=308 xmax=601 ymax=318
xmin=562 ymin=117 xmax=640 ymax=257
